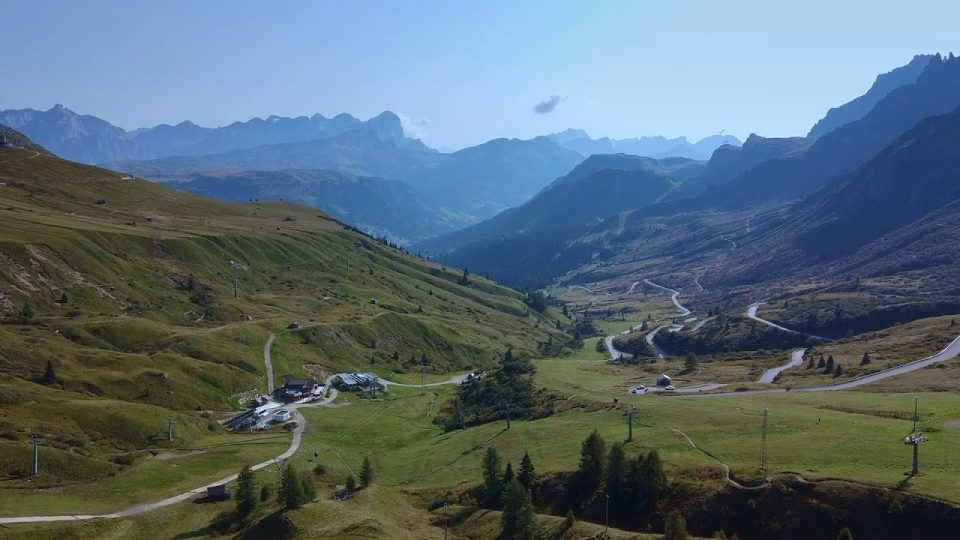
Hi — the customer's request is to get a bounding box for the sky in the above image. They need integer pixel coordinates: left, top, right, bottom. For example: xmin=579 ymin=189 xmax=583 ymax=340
xmin=3 ymin=0 xmax=959 ymax=149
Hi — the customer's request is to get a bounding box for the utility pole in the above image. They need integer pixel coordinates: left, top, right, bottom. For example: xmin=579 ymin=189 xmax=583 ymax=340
xmin=164 ymin=419 xmax=176 ymax=442
xmin=624 ymin=405 xmax=636 ymax=442
xmin=760 ymin=408 xmax=769 ymax=471
xmin=503 ymin=399 xmax=513 ymax=430
xmin=912 ymin=395 xmax=920 ymax=433
xmin=229 ymin=260 xmax=246 ymax=299
xmin=443 ymin=501 xmax=449 ymax=540
xmin=604 ymin=492 xmax=610 ymax=533
xmin=904 ymin=432 xmax=928 ymax=475
xmin=420 ymin=358 xmax=425 ymax=390
xmin=29 ymin=437 xmax=45 ymax=476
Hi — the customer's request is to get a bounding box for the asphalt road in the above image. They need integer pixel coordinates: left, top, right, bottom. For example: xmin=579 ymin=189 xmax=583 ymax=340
xmin=264 ymin=333 xmax=276 ymax=393
xmin=746 ymin=303 xmax=829 ymax=341
xmin=0 ymin=358 xmax=467 ymax=524
xmin=757 ymin=348 xmax=807 ymax=384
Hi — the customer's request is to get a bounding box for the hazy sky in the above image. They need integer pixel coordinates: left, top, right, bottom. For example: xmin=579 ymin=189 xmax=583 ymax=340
xmin=3 ymin=0 xmax=959 ymax=149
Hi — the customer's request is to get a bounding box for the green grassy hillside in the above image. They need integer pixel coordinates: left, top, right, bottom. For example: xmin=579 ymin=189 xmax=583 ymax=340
xmin=0 ymin=147 xmax=569 ymax=492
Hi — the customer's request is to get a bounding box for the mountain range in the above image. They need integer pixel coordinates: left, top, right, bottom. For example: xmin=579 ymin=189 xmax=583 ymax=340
xmin=547 ymin=129 xmax=741 ymax=160
xmin=0 ymin=105 xmax=427 ymax=164
xmin=420 ymin=53 xmax=960 ymax=291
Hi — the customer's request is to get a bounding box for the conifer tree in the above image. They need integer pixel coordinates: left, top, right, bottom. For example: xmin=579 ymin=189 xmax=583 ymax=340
xmin=503 ymin=462 xmax=515 ymax=485
xmin=860 ymin=352 xmax=871 ymax=366
xmin=481 ymin=447 xmax=504 ymax=506
xmin=360 ymin=456 xmax=375 ymax=487
xmin=518 ymin=452 xmax=535 ymax=491
xmin=236 ymin=464 xmax=258 ymax=518
xmin=279 ymin=466 xmax=306 ymax=509
xmin=576 ymin=430 xmax=606 ymax=502
xmin=664 ymin=510 xmax=689 ymax=540
xmin=501 ymin=478 xmax=535 ymax=539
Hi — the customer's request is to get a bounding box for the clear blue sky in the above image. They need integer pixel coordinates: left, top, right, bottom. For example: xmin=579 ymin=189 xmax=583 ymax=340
xmin=3 ymin=0 xmax=958 ymax=149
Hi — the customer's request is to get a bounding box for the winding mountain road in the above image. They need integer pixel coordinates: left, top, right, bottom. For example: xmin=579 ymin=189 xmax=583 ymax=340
xmin=644 ymin=279 xmax=691 ymax=316
xmin=746 ymin=303 xmax=829 ymax=341
xmin=757 ymin=348 xmax=806 ymax=384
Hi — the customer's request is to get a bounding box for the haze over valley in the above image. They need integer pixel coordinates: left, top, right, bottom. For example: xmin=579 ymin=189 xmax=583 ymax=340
xmin=3 ymin=2 xmax=960 ymax=539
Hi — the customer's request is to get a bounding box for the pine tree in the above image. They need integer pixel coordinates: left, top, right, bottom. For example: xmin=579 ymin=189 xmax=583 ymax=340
xmin=19 ymin=304 xmax=35 ymax=322
xmin=576 ymin=430 xmax=606 ymax=502
xmin=684 ymin=354 xmax=699 ymax=373
xmin=825 ymin=355 xmax=835 ymax=374
xmin=360 ymin=456 xmax=375 ymax=487
xmin=817 ymin=355 xmax=826 ymax=368
xmin=501 ymin=478 xmax=535 ymax=539
xmin=279 ymin=466 xmax=306 ymax=509
xmin=481 ymin=446 xmax=504 ymax=506
xmin=236 ymin=465 xmax=258 ymax=518
xmin=57 ymin=292 xmax=68 ymax=304
xmin=606 ymin=443 xmax=627 ymax=516
xmin=43 ymin=360 xmax=57 ymax=385
xmin=860 ymin=352 xmax=871 ymax=366
xmin=807 ymin=356 xmax=814 ymax=369
xmin=260 ymin=483 xmax=271 ymax=501
xmin=502 ymin=462 xmax=515 ymax=485
xmin=834 ymin=363 xmax=843 ymax=378
xmin=301 ymin=473 xmax=316 ymax=503
xmin=345 ymin=474 xmax=358 ymax=492
xmin=835 ymin=527 xmax=854 ymax=540
xmin=518 ymin=452 xmax=535 ymax=491
xmin=634 ymin=450 xmax=666 ymax=519
xmin=664 ymin=509 xmax=689 ymax=540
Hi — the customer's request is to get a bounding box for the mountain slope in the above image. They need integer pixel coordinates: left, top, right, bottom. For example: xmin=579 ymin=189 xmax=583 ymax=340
xmin=0 ymin=142 xmax=568 ymax=485
xmin=417 ymin=153 xmax=698 ymax=255
xmin=164 ymin=169 xmax=469 ymax=244
xmin=0 ymin=124 xmax=52 ymax=155
xmin=704 ymin=53 xmax=960 ymax=208
xmin=409 ymin=137 xmax=586 ymax=218
xmin=808 ymin=54 xmax=935 ymax=138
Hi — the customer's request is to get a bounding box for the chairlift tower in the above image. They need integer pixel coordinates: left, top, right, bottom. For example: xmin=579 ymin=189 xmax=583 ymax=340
xmin=624 ymin=405 xmax=636 ymax=442
xmin=228 ymin=260 xmax=247 ymax=299
xmin=904 ymin=432 xmax=928 ymax=475
xmin=29 ymin=437 xmax=45 ymax=476
xmin=164 ymin=419 xmax=176 ymax=441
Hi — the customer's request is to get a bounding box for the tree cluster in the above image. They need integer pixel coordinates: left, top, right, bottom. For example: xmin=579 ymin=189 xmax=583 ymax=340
xmin=481 ymin=448 xmax=538 ymax=539
xmin=569 ymin=430 xmax=667 ymax=527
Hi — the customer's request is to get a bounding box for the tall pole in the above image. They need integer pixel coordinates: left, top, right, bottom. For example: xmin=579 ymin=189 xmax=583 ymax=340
xmin=164 ymin=420 xmax=176 ymax=441
xmin=760 ymin=408 xmax=769 ymax=471
xmin=420 ymin=359 xmax=425 ymax=390
xmin=912 ymin=395 xmax=919 ymax=433
xmin=30 ymin=438 xmax=44 ymax=476
xmin=625 ymin=405 xmax=635 ymax=443
xmin=604 ymin=492 xmax=609 ymax=533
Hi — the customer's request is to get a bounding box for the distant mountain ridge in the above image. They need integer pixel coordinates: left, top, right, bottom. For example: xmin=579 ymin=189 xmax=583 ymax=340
xmin=107 ymin=130 xmax=584 ymax=223
xmin=165 ymin=169 xmax=467 ymax=244
xmin=808 ymin=54 xmax=935 ymax=138
xmin=0 ymin=105 xmax=430 ymax=164
xmin=547 ymin=128 xmax=741 ymax=160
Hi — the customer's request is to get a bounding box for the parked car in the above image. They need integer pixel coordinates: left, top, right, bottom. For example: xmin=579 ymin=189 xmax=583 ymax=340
xmin=664 ymin=385 xmax=676 ymax=392
xmin=287 ymin=322 xmax=302 ymax=330
xmin=628 ymin=385 xmax=646 ymax=394
xmin=273 ymin=409 xmax=293 ymax=422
